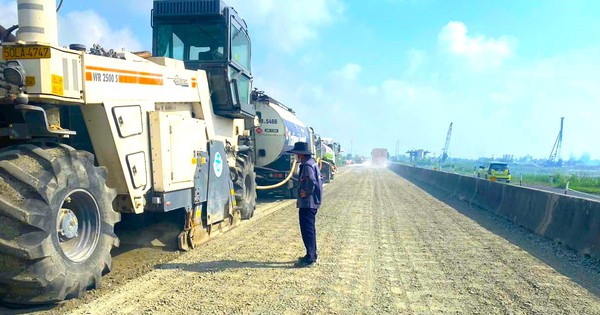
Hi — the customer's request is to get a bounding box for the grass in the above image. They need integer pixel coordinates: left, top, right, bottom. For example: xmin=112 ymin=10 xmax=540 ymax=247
xmin=517 ymin=173 xmax=600 ymax=194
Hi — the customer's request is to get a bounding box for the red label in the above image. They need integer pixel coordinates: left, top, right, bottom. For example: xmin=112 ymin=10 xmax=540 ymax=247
xmin=256 ymin=127 xmax=263 ymax=134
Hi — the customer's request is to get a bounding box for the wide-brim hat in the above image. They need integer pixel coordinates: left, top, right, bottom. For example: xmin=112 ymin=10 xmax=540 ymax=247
xmin=287 ymin=142 xmax=313 ymax=155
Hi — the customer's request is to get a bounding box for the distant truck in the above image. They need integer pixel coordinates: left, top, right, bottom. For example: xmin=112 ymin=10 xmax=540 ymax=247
xmin=371 ymin=148 xmax=389 ymax=167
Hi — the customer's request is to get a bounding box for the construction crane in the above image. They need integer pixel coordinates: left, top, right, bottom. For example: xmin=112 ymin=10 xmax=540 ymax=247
xmin=441 ymin=122 xmax=453 ymax=163
xmin=547 ymin=117 xmax=564 ymax=166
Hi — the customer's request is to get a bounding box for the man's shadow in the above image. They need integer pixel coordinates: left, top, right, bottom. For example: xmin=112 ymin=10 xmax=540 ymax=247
xmin=157 ymin=260 xmax=297 ymax=273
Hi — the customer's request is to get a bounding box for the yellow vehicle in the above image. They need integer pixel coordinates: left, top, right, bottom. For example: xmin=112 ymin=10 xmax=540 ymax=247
xmin=477 ymin=162 xmax=511 ymax=182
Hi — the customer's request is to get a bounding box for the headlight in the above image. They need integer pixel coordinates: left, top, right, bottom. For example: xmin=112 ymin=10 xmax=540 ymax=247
xmin=3 ymin=64 xmax=26 ymax=86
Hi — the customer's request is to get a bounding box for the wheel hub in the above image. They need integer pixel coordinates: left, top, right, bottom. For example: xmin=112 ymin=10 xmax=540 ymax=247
xmin=55 ymin=189 xmax=101 ymax=263
xmin=58 ymin=208 xmax=79 ymax=240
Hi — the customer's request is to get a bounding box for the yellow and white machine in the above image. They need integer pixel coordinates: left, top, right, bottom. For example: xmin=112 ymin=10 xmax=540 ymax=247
xmin=0 ymin=0 xmax=257 ymax=304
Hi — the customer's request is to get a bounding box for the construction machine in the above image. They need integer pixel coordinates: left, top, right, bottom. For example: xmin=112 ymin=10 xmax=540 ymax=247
xmin=0 ymin=0 xmax=257 ymax=304
xmin=251 ymin=90 xmax=311 ymax=198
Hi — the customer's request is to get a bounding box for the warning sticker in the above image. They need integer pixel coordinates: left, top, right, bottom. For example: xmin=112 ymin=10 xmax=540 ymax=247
xmin=51 ymin=74 xmax=64 ymax=96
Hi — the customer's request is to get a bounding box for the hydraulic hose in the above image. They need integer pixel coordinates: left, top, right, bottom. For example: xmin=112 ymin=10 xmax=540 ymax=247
xmin=256 ymin=159 xmax=298 ymax=190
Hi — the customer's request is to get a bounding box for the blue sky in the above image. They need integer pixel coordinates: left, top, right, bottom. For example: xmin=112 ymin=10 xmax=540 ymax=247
xmin=1 ymin=0 xmax=599 ymax=159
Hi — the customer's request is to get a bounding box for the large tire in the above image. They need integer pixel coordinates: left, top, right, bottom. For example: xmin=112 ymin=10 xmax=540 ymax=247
xmin=0 ymin=143 xmax=119 ymax=305
xmin=233 ymin=155 xmax=256 ymax=220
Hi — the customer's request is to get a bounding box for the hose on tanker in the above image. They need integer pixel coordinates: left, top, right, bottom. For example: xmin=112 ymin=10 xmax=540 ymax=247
xmin=256 ymin=159 xmax=298 ymax=190
xmin=321 ymin=159 xmax=338 ymax=173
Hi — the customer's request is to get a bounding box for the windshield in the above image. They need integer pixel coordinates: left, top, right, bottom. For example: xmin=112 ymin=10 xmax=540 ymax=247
xmin=490 ymin=164 xmax=509 ymax=172
xmin=155 ymin=22 xmax=226 ymax=62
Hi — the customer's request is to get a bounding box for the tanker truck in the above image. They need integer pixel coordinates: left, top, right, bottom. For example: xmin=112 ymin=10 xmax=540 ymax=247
xmin=0 ymin=0 xmax=258 ymax=304
xmin=251 ymin=90 xmax=311 ymax=198
xmin=320 ymin=137 xmax=341 ymax=182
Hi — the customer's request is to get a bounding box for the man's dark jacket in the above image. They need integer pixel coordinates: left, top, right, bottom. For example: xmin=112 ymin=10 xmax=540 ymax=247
xmin=297 ymin=157 xmax=323 ymax=209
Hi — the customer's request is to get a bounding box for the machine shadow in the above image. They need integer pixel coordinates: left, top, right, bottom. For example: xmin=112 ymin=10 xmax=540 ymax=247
xmin=0 ymin=304 xmax=56 ymax=314
xmin=158 ymin=260 xmax=297 ymax=273
xmin=396 ymin=173 xmax=600 ymax=298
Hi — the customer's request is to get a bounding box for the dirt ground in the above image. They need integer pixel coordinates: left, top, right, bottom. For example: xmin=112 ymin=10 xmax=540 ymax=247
xmin=7 ymin=166 xmax=600 ymax=314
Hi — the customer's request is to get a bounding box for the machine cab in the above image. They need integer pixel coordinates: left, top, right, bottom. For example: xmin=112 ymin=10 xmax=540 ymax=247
xmin=152 ymin=0 xmax=254 ymax=119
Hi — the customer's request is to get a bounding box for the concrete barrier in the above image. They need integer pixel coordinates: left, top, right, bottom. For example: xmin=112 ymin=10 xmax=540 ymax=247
xmin=388 ymin=163 xmax=600 ymax=260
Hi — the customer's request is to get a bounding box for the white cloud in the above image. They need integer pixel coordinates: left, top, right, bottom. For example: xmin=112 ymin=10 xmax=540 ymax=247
xmin=59 ymin=10 xmax=143 ymax=52
xmin=228 ymin=0 xmax=344 ymax=52
xmin=439 ymin=21 xmax=515 ymax=70
xmin=333 ymin=63 xmax=362 ymax=81
xmin=0 ymin=0 xmax=18 ymax=28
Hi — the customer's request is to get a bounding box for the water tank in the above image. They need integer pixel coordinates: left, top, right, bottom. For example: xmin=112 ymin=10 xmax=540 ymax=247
xmin=253 ymin=100 xmax=309 ymax=168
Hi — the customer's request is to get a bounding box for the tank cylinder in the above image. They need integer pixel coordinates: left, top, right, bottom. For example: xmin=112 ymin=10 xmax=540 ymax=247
xmin=16 ymin=0 xmax=58 ymax=45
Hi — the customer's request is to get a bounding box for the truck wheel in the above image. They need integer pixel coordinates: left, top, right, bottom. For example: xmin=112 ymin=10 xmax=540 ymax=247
xmin=0 ymin=143 xmax=119 ymax=305
xmin=234 ymin=155 xmax=256 ymax=220
xmin=323 ymin=167 xmax=331 ymax=184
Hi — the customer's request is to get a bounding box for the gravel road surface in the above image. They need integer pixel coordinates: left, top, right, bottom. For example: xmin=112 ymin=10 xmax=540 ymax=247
xmin=7 ymin=166 xmax=600 ymax=314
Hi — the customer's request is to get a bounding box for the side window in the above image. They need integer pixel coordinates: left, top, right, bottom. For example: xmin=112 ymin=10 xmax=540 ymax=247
xmin=236 ymin=75 xmax=251 ymax=105
xmin=172 ymin=32 xmax=184 ymax=60
xmin=230 ymin=23 xmax=251 ymax=70
xmin=155 ymin=25 xmax=172 ymax=57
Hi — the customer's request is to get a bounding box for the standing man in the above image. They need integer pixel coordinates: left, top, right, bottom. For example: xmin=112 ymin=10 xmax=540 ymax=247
xmin=287 ymin=142 xmax=323 ymax=268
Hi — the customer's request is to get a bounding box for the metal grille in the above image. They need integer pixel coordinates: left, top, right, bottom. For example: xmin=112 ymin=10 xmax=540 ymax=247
xmin=153 ymin=0 xmax=222 ymax=16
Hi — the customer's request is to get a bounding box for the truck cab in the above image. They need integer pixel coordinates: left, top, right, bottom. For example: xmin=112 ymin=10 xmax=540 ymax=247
xmin=152 ymin=0 xmax=254 ymax=119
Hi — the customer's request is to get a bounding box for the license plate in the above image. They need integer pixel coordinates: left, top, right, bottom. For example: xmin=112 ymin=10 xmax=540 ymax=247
xmin=2 ymin=46 xmax=51 ymax=60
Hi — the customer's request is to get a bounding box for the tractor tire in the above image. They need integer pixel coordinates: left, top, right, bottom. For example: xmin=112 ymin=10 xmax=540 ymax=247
xmin=0 ymin=143 xmax=119 ymax=305
xmin=233 ymin=155 xmax=256 ymax=220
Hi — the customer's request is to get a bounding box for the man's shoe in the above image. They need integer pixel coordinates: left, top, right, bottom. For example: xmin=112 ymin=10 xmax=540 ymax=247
xmin=293 ymin=260 xmax=316 ymax=268
xmin=297 ymin=255 xmax=317 ymax=262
